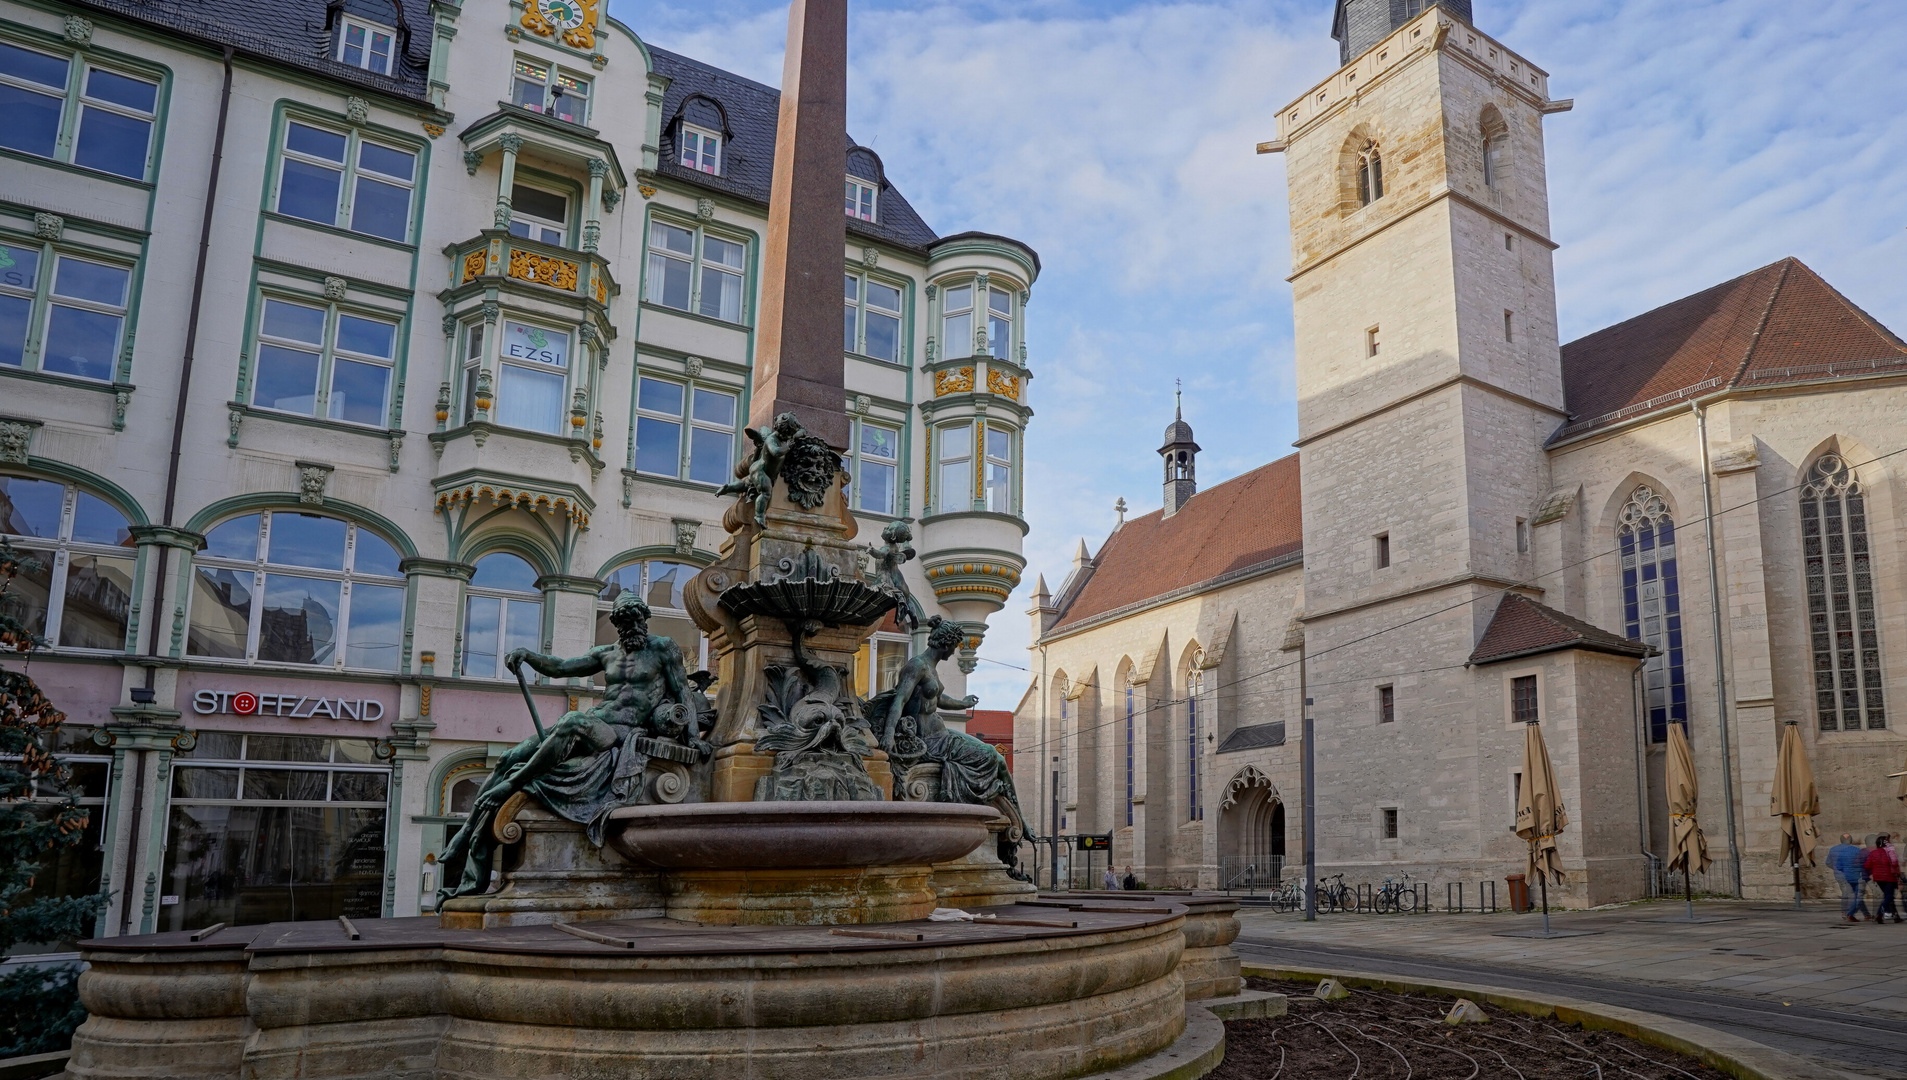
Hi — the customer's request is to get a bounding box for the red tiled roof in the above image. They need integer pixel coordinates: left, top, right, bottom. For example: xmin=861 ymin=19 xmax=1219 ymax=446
xmin=1468 ymin=593 xmax=1651 ymax=666
xmin=1050 ymin=454 xmax=1303 ymax=633
xmin=1556 ymin=258 xmax=1907 ymax=440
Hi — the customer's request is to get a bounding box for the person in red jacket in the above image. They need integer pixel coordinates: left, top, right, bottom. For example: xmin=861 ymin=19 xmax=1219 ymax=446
xmin=1865 ymin=835 xmax=1901 ymax=924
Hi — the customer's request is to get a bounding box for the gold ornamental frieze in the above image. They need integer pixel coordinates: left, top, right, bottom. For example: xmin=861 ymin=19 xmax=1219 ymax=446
xmin=933 ymin=367 xmax=975 ymax=396
xmin=462 ymin=249 xmax=488 ymax=283
xmin=508 ymin=249 xmax=580 ymax=291
xmin=985 ymin=369 xmax=1020 ymax=399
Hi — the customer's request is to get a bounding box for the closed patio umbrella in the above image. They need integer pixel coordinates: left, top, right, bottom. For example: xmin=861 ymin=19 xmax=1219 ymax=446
xmin=1515 ymin=719 xmax=1567 ymax=935
xmin=1666 ymin=722 xmax=1710 ymax=919
xmin=1772 ymin=721 xmax=1819 ymax=908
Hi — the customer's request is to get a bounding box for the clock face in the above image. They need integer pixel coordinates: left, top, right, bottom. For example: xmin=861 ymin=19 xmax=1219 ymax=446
xmin=537 ymin=0 xmax=586 ymax=30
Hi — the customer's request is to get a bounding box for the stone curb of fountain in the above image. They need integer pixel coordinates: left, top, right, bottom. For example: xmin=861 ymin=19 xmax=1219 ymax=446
xmin=1242 ymin=964 xmax=1859 ymax=1080
xmin=1074 ymin=990 xmax=1288 ymax=1080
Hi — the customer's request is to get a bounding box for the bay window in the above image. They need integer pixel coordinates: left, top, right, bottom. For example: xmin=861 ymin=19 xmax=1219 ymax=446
xmin=987 ymin=287 xmax=1012 ymax=360
xmin=847 ymin=419 xmax=899 ymax=516
xmin=462 ymin=553 xmax=542 ymax=679
xmin=275 ymin=120 xmax=417 ymax=244
xmin=186 ymin=511 xmax=406 ymax=671
xmin=0 ymin=40 xmax=158 ymax=181
xmin=458 ymin=320 xmax=484 ymax=424
xmin=984 ymin=424 xmax=1013 ymax=513
xmin=512 ymin=58 xmax=589 ymax=125
xmin=508 ymin=183 xmax=569 ymax=246
xmin=936 ymin=423 xmax=973 ymax=515
xmin=844 ymin=272 xmax=902 ymax=362
xmin=0 ymin=475 xmax=135 ymax=651
xmin=250 ymin=296 xmax=398 ymax=428
xmin=634 ymin=376 xmax=737 ymax=486
xmin=495 ymin=319 xmax=570 ymax=434
xmin=646 ymin=222 xmax=746 ymax=324
xmin=941 ymin=284 xmax=972 ymax=358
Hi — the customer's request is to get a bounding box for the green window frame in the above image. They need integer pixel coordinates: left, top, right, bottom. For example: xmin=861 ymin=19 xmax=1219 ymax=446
xmin=272 ymin=115 xmax=419 ymax=244
xmin=0 ymin=37 xmax=161 ymax=182
xmin=982 ymin=420 xmax=1016 ymax=515
xmin=0 ymin=234 xmax=134 ymax=383
xmin=846 ymin=417 xmax=900 ymax=517
xmin=843 ymin=270 xmax=903 ymax=363
xmin=248 ymin=292 xmax=401 ymax=429
xmin=934 ymin=421 xmax=974 ymax=516
xmin=644 ymin=219 xmax=747 ymax=324
xmin=632 ymin=374 xmax=738 ymax=486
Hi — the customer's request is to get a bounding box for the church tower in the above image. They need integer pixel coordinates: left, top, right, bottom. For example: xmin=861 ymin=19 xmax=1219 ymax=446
xmin=1266 ymin=5 xmax=1582 ymax=886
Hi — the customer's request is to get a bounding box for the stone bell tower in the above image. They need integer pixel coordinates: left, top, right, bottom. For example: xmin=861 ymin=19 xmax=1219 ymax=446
xmin=1260 ymin=4 xmax=1579 ymax=882
xmin=1160 ymin=389 xmax=1200 ymax=517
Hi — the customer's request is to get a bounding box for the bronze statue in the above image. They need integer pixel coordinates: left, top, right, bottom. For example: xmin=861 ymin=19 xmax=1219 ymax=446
xmin=435 ymin=592 xmax=700 ymax=907
xmin=865 ymin=520 xmax=924 ymax=633
xmin=717 ymin=411 xmax=802 ymax=529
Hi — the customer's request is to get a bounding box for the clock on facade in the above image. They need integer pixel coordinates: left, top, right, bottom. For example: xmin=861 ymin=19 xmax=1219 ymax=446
xmin=521 ymin=0 xmax=599 ymax=49
xmin=535 ymin=0 xmax=585 ymax=30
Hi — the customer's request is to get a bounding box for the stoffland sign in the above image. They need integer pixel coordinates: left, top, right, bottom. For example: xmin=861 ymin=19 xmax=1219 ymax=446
xmin=192 ymin=689 xmax=386 ymax=722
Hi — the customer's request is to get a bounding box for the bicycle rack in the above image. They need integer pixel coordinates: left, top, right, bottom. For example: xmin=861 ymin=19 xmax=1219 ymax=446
xmin=1417 ymin=882 xmax=1429 ymax=913
xmin=1357 ymin=883 xmax=1373 ymax=913
xmin=1481 ymin=880 xmax=1498 ymax=913
xmin=1447 ymin=881 xmax=1464 ymax=913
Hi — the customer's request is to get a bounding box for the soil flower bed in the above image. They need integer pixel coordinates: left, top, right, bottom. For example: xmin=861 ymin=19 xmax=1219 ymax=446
xmin=1214 ymin=978 xmax=1732 ymax=1080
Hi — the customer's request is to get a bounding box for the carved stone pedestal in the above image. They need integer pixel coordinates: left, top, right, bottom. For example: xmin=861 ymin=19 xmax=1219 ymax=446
xmin=439 ymin=806 xmax=663 ymax=929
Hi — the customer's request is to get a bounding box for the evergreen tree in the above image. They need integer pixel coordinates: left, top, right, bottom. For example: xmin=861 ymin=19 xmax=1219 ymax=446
xmin=0 ymin=540 xmax=104 ymax=1057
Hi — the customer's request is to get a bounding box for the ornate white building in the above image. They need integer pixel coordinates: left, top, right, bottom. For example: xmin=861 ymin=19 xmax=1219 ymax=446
xmin=1015 ymin=0 xmax=1907 ymax=902
xmin=0 ymin=0 xmax=1036 ymax=936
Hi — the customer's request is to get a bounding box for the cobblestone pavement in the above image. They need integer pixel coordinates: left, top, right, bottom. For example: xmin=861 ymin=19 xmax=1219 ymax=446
xmin=1233 ymin=898 xmax=1907 ymax=1078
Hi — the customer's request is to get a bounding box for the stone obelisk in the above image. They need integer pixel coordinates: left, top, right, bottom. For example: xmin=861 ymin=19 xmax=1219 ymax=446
xmin=751 ymin=0 xmax=850 ymax=451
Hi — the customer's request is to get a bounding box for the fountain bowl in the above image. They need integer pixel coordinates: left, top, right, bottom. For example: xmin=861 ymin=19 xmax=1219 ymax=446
xmin=605 ymin=799 xmax=996 ymax=868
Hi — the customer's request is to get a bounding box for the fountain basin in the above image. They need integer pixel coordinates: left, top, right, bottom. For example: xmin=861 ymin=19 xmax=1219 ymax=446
xmin=603 ymin=801 xmax=1000 ymax=925
xmin=605 ymin=800 xmax=997 ymax=868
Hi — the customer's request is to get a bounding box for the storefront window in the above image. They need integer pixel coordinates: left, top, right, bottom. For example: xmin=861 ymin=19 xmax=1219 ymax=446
xmin=186 ymin=511 xmax=406 ymax=670
xmin=0 ymin=475 xmax=136 ymax=651
xmin=3 ymin=724 xmax=109 ymax=947
xmin=596 ymin=559 xmax=707 ymax=671
xmin=162 ymin=732 xmax=389 ymax=930
xmin=462 ymin=552 xmax=543 ymax=679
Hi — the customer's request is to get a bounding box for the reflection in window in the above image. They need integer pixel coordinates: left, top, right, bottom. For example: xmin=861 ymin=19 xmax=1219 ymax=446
xmin=275 ymin=120 xmax=416 ymax=243
xmin=251 ymin=296 xmax=398 ymax=427
xmin=0 ymin=476 xmax=134 ymax=651
xmin=0 ymin=241 xmax=133 ymax=383
xmin=0 ymin=41 xmax=157 ymax=180
xmin=596 ymin=559 xmax=707 ymax=671
xmin=941 ymin=284 xmax=973 ymax=359
xmin=1803 ymin=454 xmax=1886 ymax=731
xmin=848 ymin=419 xmax=899 ymax=516
xmin=984 ymin=424 xmax=1013 ymax=514
xmin=645 ymin=221 xmax=745 ymax=324
xmin=463 ymin=552 xmax=542 ymax=679
xmin=1617 ymin=485 xmax=1685 ymax=743
xmin=844 ymin=273 xmax=903 ymax=363
xmin=853 ymin=637 xmax=909 ymax=697
xmin=187 ymin=512 xmax=405 ymax=669
xmin=936 ymin=424 xmax=972 ymax=516
xmin=3 ymin=724 xmax=110 ymax=945
xmin=162 ymin=733 xmax=389 ymax=930
xmin=633 ymin=376 xmax=736 ymax=485
xmin=495 ymin=320 xmax=569 ymax=434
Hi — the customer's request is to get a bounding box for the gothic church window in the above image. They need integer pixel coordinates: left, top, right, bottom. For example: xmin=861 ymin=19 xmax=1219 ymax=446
xmin=1802 ymin=454 xmax=1886 ymax=730
xmin=1124 ymin=680 xmax=1136 ymax=827
xmin=1357 ymin=141 xmax=1384 ymax=206
xmin=1480 ymin=105 xmax=1508 ymax=190
xmin=1187 ymin=665 xmax=1204 ymax=822
xmin=1617 ymin=485 xmax=1686 ymax=743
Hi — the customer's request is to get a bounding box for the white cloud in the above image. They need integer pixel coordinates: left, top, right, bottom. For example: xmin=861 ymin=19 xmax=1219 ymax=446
xmin=620 ymin=0 xmax=1907 ymax=710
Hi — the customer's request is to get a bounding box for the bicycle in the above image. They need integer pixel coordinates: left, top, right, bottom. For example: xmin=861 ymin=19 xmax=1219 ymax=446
xmin=1314 ymin=874 xmax=1349 ymax=913
xmin=1374 ymin=872 xmax=1418 ymax=914
xmin=1268 ymin=880 xmax=1304 ymax=913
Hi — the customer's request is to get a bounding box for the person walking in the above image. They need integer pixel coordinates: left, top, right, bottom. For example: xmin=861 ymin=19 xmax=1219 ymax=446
xmin=1102 ymin=866 xmax=1117 ymax=891
xmin=1865 ymin=835 xmax=1901 ymax=924
xmin=1122 ymin=865 xmax=1138 ymax=890
xmin=1829 ymin=833 xmax=1871 ymax=922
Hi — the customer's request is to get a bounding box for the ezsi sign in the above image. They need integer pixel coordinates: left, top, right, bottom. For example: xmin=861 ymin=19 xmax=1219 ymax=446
xmin=191 ymin=690 xmax=386 ymax=722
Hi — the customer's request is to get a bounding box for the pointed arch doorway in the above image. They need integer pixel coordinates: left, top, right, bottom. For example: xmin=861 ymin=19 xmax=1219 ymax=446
xmin=1218 ymin=766 xmax=1285 ymax=891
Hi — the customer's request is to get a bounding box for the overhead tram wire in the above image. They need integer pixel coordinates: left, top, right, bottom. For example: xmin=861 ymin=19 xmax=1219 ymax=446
xmin=997 ymin=443 xmax=1907 ymax=760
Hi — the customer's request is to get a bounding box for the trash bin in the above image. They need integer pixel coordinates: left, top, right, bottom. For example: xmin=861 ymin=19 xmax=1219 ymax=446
xmin=1506 ymin=873 xmax=1530 ymax=913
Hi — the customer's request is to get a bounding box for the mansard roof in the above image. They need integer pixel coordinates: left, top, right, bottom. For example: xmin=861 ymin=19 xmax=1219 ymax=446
xmin=1048 ymin=453 xmax=1303 ymax=635
xmin=649 ymin=47 xmax=942 ymax=254
xmin=69 ymin=0 xmax=434 ymax=101
xmin=1467 ymin=593 xmax=1651 ymax=666
xmin=1555 ymin=258 xmax=1907 ymax=442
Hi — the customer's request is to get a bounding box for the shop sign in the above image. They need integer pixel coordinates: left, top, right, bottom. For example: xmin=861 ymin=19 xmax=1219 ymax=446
xmin=190 ymin=689 xmax=386 ymax=722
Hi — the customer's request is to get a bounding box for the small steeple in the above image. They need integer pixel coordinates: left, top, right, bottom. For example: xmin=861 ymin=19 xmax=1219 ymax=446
xmin=1027 ymin=573 xmax=1058 ymax=639
xmin=1159 ymin=384 xmax=1200 ymax=517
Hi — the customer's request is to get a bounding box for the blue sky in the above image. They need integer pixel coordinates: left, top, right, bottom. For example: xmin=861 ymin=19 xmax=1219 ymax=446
xmin=611 ymin=0 xmax=1907 ymax=710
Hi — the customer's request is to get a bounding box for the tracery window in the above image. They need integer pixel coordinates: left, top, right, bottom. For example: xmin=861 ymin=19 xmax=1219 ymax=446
xmin=1124 ymin=681 xmax=1136 ymax=827
xmin=1186 ymin=664 xmax=1204 ymax=822
xmin=1356 ymin=141 xmax=1384 ymax=206
xmin=1617 ymin=485 xmax=1686 ymax=743
xmin=1802 ymin=454 xmax=1885 ymax=731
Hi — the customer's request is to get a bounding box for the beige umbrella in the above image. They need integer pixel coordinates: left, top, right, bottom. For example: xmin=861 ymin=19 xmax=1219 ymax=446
xmin=1665 ymin=722 xmax=1710 ymax=919
xmin=1515 ymin=719 xmax=1567 ymax=934
xmin=1772 ymin=721 xmax=1820 ymax=907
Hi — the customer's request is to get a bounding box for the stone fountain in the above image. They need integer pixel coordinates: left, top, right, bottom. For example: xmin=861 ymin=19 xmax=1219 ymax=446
xmin=58 ymin=2 xmax=1273 ymax=1076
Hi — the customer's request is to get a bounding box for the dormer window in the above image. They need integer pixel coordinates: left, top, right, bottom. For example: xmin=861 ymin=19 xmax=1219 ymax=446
xmin=845 ymin=176 xmax=877 ymax=222
xmin=337 ymin=18 xmax=395 ymax=75
xmin=512 ymin=58 xmax=589 ymax=126
xmin=680 ymin=125 xmax=721 ymax=175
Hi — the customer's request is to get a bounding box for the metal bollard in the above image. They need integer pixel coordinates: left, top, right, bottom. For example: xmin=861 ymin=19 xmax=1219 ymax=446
xmin=1482 ymin=880 xmax=1498 ymax=913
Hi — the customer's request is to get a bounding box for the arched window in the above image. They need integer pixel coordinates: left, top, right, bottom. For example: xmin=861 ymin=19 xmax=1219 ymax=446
xmin=1186 ymin=663 xmax=1204 ymax=822
xmin=1802 ymin=455 xmax=1885 ymax=731
xmin=188 ymin=511 xmax=405 ymax=669
xmin=0 ymin=476 xmax=135 ymax=651
xmin=462 ymin=553 xmax=542 ymax=679
xmin=1051 ymin=675 xmax=1069 ymax=835
xmin=1617 ymin=485 xmax=1686 ymax=743
xmin=1480 ymin=105 xmax=1508 ymax=190
xmin=596 ymin=558 xmax=707 ymax=670
xmin=1356 ymin=141 xmax=1384 ymax=206
xmin=1124 ymin=680 xmax=1136 ymax=827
